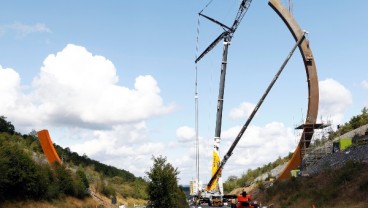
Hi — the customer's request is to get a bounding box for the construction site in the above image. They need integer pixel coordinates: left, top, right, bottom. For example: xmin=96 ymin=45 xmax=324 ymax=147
xmin=188 ymin=0 xmax=368 ymax=207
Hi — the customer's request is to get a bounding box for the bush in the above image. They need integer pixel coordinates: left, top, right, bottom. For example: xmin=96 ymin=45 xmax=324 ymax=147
xmin=0 ymin=143 xmax=48 ymax=201
xmin=102 ymin=183 xmax=116 ymax=197
xmin=54 ymin=163 xmax=75 ymax=196
xmin=334 ymin=161 xmax=362 ymax=186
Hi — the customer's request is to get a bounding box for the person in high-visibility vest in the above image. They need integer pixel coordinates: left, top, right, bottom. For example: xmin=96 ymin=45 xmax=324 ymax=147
xmin=237 ymin=190 xmax=252 ymax=208
xmin=236 ymin=190 xmax=260 ymax=208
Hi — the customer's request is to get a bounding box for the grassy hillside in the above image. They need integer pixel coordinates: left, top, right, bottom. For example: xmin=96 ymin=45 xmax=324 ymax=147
xmin=254 ymin=160 xmax=368 ymax=208
xmin=0 ymin=116 xmax=148 ymax=207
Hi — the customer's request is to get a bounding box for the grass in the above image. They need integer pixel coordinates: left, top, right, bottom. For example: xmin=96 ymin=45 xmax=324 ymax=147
xmin=254 ymin=161 xmax=368 ymax=208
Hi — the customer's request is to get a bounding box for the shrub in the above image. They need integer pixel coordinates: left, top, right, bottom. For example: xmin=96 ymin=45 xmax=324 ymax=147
xmin=360 ymin=179 xmax=368 ymax=192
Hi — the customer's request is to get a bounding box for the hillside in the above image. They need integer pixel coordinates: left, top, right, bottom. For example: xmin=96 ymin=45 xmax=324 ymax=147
xmin=252 ymin=146 xmax=368 ymax=208
xmin=0 ymin=116 xmax=148 ymax=207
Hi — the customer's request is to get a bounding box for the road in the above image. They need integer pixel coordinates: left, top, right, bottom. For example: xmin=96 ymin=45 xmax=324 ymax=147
xmin=190 ymin=205 xmax=232 ymax=208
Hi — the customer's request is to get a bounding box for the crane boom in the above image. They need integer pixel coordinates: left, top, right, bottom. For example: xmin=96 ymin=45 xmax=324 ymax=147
xmin=206 ymin=32 xmax=307 ymax=189
xmin=195 ymin=0 xmax=253 ymax=194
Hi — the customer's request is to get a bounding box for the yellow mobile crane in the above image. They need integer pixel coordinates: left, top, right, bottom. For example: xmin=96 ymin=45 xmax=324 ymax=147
xmin=194 ymin=0 xmax=253 ymax=206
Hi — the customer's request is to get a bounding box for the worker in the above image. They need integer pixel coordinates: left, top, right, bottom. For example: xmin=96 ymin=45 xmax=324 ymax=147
xmin=236 ymin=190 xmax=260 ymax=208
xmin=237 ymin=190 xmax=251 ymax=208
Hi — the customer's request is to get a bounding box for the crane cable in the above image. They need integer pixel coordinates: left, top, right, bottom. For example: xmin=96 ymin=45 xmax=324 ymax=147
xmin=194 ymin=0 xmax=215 ymax=195
xmin=199 ymin=0 xmax=215 ymax=14
xmin=194 ymin=11 xmax=200 ymax=196
xmin=194 ymin=0 xmax=217 ymax=197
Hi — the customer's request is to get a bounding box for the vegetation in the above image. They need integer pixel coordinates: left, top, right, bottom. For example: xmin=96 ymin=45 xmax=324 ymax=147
xmin=256 ymin=161 xmax=368 ymax=208
xmin=0 ymin=116 xmax=15 ymax=135
xmin=146 ymin=155 xmax=188 ymax=208
xmin=0 ymin=116 xmax=148 ymax=205
xmin=0 ymin=134 xmax=89 ymax=202
xmin=328 ymin=107 xmax=368 ymax=140
xmin=223 ymin=153 xmax=292 ymax=193
xmin=54 ymin=145 xmax=136 ymax=182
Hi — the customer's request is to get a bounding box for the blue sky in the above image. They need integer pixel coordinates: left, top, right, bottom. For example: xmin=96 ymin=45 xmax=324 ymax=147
xmin=0 ymin=0 xmax=367 ymax=185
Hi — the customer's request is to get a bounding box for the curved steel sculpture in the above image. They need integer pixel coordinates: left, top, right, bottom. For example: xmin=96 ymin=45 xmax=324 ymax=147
xmin=37 ymin=129 xmax=62 ymax=165
xmin=268 ymin=0 xmax=319 ymax=180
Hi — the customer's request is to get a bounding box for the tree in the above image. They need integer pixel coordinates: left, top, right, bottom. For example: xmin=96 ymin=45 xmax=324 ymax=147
xmin=0 ymin=116 xmax=15 ymax=134
xmin=146 ymin=155 xmax=188 ymax=208
xmin=0 ymin=143 xmax=48 ymax=201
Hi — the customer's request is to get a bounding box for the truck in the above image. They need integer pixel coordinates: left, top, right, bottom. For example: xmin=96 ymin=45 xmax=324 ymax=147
xmin=209 ymin=194 xmax=223 ymax=207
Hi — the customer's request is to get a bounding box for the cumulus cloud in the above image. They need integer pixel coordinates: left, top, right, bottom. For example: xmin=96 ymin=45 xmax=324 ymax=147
xmin=319 ymin=78 xmax=352 ymax=124
xmin=229 ymin=102 xmax=255 ymax=120
xmin=0 ymin=66 xmax=21 ymax=106
xmin=0 ymin=66 xmax=37 ymax=128
xmin=176 ymin=126 xmax=196 ymax=143
xmin=220 ymin=122 xmax=295 ymax=178
xmin=30 ymin=44 xmax=174 ymax=129
xmin=71 ymin=124 xmax=166 ymax=177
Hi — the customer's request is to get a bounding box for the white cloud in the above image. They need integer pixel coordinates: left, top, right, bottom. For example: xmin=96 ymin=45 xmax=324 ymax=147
xmin=229 ymin=102 xmax=255 ymax=120
xmin=220 ymin=122 xmax=295 ymax=178
xmin=319 ymin=78 xmax=352 ymax=124
xmin=0 ymin=66 xmax=38 ymax=128
xmin=0 ymin=44 xmax=176 ymax=178
xmin=0 ymin=22 xmax=51 ymax=38
xmin=30 ymin=44 xmax=174 ymax=129
xmin=176 ymin=126 xmax=195 ymax=143
xmin=361 ymin=80 xmax=368 ymax=90
xmin=0 ymin=66 xmax=21 ymax=106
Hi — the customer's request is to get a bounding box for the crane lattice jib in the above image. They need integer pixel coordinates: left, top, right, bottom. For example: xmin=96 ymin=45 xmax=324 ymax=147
xmin=195 ymin=0 xmax=252 ymax=63
xmin=228 ymin=0 xmax=252 ymax=41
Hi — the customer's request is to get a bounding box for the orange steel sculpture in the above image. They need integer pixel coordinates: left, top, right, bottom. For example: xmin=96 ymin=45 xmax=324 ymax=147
xmin=269 ymin=0 xmax=319 ymax=180
xmin=37 ymin=129 xmax=62 ymax=165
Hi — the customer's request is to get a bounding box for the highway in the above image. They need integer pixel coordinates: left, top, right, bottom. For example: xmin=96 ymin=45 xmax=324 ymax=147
xmin=190 ymin=205 xmax=232 ymax=208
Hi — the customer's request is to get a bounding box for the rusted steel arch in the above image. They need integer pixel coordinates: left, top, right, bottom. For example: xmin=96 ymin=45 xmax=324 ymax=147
xmin=268 ymin=0 xmax=319 ymax=180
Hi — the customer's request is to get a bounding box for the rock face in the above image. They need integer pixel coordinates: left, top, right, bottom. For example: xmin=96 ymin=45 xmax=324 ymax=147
xmin=335 ymin=124 xmax=368 ymax=140
xmin=304 ymin=144 xmax=368 ymax=176
xmin=254 ymin=162 xmax=288 ymax=181
xmin=302 ymin=124 xmax=368 ymax=175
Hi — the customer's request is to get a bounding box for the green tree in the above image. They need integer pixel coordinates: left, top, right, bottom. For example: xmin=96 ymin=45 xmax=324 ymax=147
xmin=224 ymin=175 xmax=238 ymax=193
xmin=0 ymin=116 xmax=15 ymax=134
xmin=146 ymin=155 xmax=188 ymax=208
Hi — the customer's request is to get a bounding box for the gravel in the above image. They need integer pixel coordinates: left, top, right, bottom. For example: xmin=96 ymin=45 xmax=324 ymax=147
xmin=303 ymin=144 xmax=368 ymax=176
